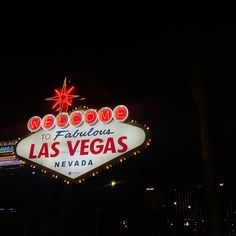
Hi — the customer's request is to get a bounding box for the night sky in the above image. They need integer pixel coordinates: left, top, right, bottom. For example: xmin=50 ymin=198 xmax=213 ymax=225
xmin=0 ymin=15 xmax=236 ymax=235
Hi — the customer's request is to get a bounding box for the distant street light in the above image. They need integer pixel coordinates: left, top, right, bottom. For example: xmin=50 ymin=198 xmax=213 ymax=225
xmin=96 ymin=180 xmax=118 ymax=236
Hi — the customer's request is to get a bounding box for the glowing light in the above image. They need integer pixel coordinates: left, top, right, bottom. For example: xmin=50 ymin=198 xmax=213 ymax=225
xmin=113 ymin=105 xmax=129 ymax=122
xmin=146 ymin=187 xmax=155 ymax=191
xmin=98 ymin=107 xmax=113 ymax=123
xmin=111 ymin=180 xmax=116 ymax=187
xmin=184 ymin=221 xmax=190 ymax=227
xmin=84 ymin=109 xmax=98 ymax=125
xmin=46 ymin=77 xmax=84 ymax=112
xmin=16 ymin=77 xmax=150 ymax=183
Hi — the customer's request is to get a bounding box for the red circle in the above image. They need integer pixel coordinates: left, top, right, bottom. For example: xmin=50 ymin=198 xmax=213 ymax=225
xmin=98 ymin=107 xmax=113 ymax=123
xmin=84 ymin=109 xmax=98 ymax=125
xmin=27 ymin=116 xmax=42 ymax=132
xmin=69 ymin=111 xmax=83 ymax=127
xmin=56 ymin=113 xmax=69 ymax=128
xmin=42 ymin=114 xmax=55 ymax=130
xmin=113 ymin=105 xmax=129 ymax=122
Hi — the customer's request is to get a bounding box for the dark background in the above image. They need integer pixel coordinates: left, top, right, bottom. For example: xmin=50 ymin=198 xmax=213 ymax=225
xmin=0 ymin=12 xmax=236 ymax=235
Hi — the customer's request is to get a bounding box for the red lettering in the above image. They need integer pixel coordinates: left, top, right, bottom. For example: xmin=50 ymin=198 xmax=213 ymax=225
xmin=80 ymin=139 xmax=90 ymax=155
xmin=29 ymin=144 xmax=37 ymax=158
xmin=104 ymin=137 xmax=116 ymax=154
xmin=27 ymin=116 xmax=41 ymax=132
xmin=50 ymin=142 xmax=60 ymax=157
xmin=38 ymin=143 xmax=49 ymax=158
xmin=28 ymin=136 xmax=128 ymax=159
xmin=27 ymin=105 xmax=129 ymax=132
xmin=42 ymin=114 xmax=55 ymax=130
xmin=56 ymin=113 xmax=69 ymax=128
xmin=84 ymin=109 xmax=97 ymax=125
xmin=117 ymin=136 xmax=128 ymax=152
xmin=113 ymin=105 xmax=128 ymax=122
xmin=67 ymin=140 xmax=80 ymax=156
xmin=90 ymin=138 xmax=104 ymax=154
xmin=70 ymin=111 xmax=83 ymax=127
xmin=98 ymin=107 xmax=113 ymax=123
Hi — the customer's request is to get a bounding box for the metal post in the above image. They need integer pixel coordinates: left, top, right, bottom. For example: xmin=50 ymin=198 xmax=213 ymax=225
xmin=95 ymin=188 xmax=102 ymax=236
xmin=192 ymin=64 xmax=224 ymax=236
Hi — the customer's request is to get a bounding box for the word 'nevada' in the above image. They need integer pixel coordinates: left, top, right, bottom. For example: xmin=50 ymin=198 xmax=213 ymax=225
xmin=28 ymin=105 xmax=128 ymax=132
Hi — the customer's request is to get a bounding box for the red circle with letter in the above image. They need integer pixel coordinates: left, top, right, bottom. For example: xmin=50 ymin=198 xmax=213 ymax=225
xmin=69 ymin=111 xmax=83 ymax=127
xmin=84 ymin=109 xmax=98 ymax=125
xmin=98 ymin=107 xmax=113 ymax=123
xmin=27 ymin=116 xmax=42 ymax=132
xmin=56 ymin=113 xmax=69 ymax=128
xmin=42 ymin=114 xmax=55 ymax=130
xmin=113 ymin=105 xmax=129 ymax=122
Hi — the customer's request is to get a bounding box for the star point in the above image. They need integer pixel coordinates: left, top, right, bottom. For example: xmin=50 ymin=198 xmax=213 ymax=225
xmin=46 ymin=77 xmax=84 ymax=113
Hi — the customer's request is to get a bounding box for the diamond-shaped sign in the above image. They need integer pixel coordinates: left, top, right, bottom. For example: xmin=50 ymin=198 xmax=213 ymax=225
xmin=15 ymin=79 xmax=151 ymax=183
xmin=16 ymin=116 xmax=150 ymax=182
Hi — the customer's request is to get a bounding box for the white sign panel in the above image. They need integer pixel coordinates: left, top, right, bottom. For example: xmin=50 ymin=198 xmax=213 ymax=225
xmin=16 ymin=120 xmax=146 ymax=180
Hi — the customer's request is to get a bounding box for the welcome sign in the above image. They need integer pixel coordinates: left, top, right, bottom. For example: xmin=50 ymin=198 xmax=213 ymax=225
xmin=15 ymin=78 xmax=150 ymax=183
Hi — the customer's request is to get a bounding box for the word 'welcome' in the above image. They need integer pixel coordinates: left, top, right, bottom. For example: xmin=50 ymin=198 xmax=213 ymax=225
xmin=28 ymin=105 xmax=128 ymax=132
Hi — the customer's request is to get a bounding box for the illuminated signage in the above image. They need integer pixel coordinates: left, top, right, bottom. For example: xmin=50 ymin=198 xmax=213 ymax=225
xmin=27 ymin=105 xmax=128 ymax=132
xmin=15 ymin=78 xmax=151 ymax=183
xmin=0 ymin=145 xmax=14 ymax=153
xmin=0 ymin=140 xmax=22 ymax=167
